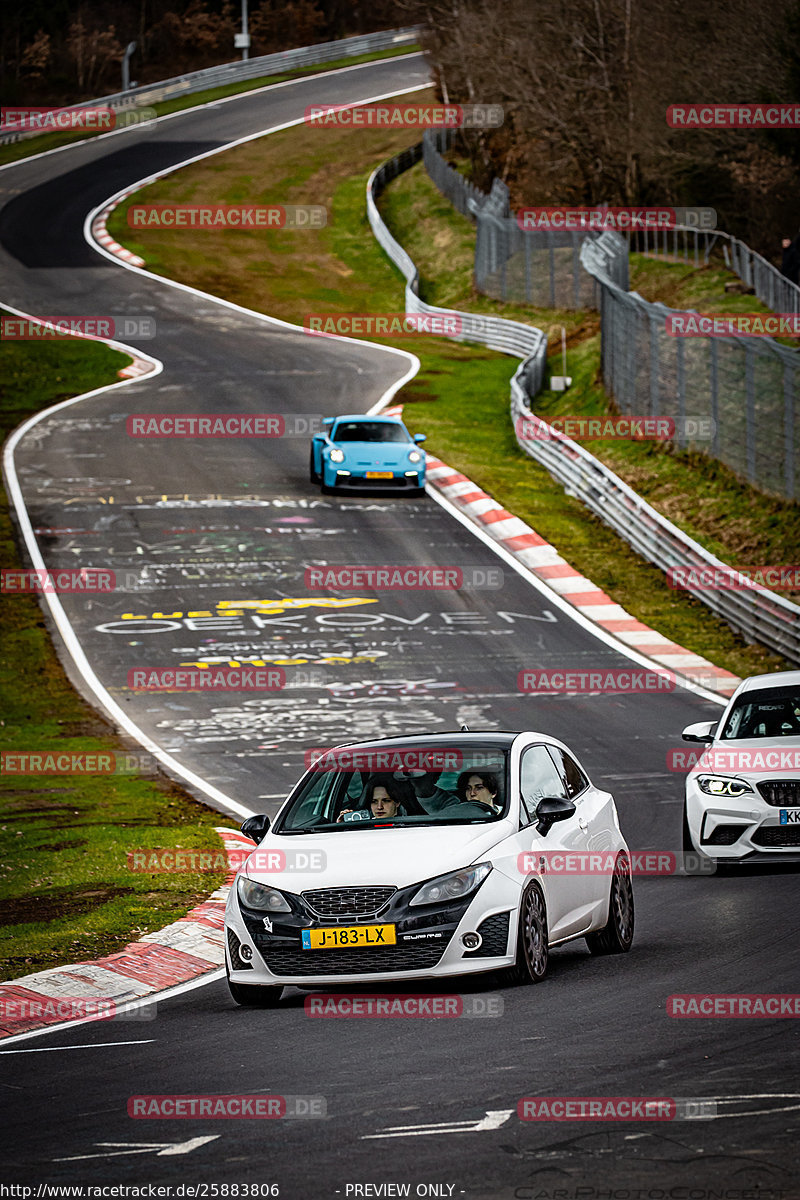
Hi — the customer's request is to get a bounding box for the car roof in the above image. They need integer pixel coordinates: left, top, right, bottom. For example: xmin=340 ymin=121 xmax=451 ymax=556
xmin=308 ymin=731 xmax=551 ymax=754
xmin=332 ymin=414 xmax=404 ymax=424
xmin=736 ymin=670 xmax=800 ymax=695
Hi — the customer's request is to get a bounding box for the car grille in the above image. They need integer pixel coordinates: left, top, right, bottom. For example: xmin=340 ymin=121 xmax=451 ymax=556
xmin=261 ymin=940 xmax=448 ymax=977
xmin=702 ymin=824 xmax=748 ymax=845
xmin=302 ymin=886 xmax=396 ymax=918
xmin=752 ymin=826 xmax=800 ymax=847
xmin=464 ymin=912 xmax=511 ymax=958
xmin=757 ymin=780 xmax=800 ymax=807
xmin=227 ymin=929 xmax=252 ymax=971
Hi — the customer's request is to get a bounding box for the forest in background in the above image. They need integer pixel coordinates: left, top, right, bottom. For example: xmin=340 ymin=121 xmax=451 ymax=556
xmin=2 ymin=0 xmax=798 ymax=257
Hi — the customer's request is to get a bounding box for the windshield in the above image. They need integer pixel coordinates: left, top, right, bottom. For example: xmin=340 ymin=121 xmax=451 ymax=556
xmin=276 ymin=746 xmax=510 ymax=832
xmin=719 ymin=686 xmax=800 ymax=740
xmin=333 ymin=421 xmax=409 ymax=443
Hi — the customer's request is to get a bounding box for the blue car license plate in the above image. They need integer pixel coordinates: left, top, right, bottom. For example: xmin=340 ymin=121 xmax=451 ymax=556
xmin=779 ymin=810 xmax=800 ymax=824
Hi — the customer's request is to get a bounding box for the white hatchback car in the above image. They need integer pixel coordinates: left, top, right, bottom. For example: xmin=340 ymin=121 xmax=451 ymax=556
xmin=681 ymin=670 xmax=800 ymax=863
xmin=224 ymin=732 xmax=634 ymax=1006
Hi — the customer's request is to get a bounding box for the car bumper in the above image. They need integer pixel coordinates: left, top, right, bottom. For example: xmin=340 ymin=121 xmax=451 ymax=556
xmin=686 ymin=776 xmax=800 ymax=859
xmin=224 ymin=871 xmax=518 ymax=987
xmin=323 ymin=466 xmax=425 ymax=490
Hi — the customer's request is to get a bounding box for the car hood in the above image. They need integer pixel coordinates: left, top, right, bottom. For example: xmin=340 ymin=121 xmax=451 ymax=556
xmin=243 ymin=820 xmax=513 ymax=892
xmin=334 ymin=440 xmax=416 ymax=465
xmin=690 ymin=736 xmax=800 ymax=780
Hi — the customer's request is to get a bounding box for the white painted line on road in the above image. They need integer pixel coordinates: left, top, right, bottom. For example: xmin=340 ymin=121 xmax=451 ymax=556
xmin=54 ymin=1136 xmax=220 ymax=1162
xmin=363 ymin=1110 xmax=514 ymax=1137
xmin=0 ymin=968 xmax=224 ymax=1048
xmin=0 ymin=1040 xmax=155 ymax=1054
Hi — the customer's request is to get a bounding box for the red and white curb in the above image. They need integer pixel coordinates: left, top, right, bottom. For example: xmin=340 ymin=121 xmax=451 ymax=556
xmin=92 ymin=186 xmax=145 ymax=269
xmin=419 ymin=448 xmax=740 ymax=698
xmin=118 ymin=356 xmax=154 ymax=379
xmin=0 ymin=828 xmax=255 ymax=1040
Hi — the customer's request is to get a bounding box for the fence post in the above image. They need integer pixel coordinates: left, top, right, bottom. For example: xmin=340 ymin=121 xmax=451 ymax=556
xmin=786 ymin=363 xmax=796 ymax=501
xmin=709 ymin=338 xmax=720 ymax=459
xmin=745 ymin=344 xmax=757 ymax=483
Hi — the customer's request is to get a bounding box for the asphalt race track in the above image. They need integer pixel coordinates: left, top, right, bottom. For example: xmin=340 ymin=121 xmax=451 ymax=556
xmin=1 ymin=53 xmax=798 ymax=1199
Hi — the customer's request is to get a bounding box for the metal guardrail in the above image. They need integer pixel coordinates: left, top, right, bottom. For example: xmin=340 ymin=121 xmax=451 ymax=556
xmin=368 ymin=143 xmax=800 ymax=666
xmin=367 ymin=145 xmax=547 ymax=369
xmin=0 ymin=27 xmax=422 ymax=146
xmin=581 ymin=232 xmax=800 ymax=502
xmin=422 ymin=129 xmax=626 ymax=307
xmin=631 ymin=224 xmax=800 ymax=316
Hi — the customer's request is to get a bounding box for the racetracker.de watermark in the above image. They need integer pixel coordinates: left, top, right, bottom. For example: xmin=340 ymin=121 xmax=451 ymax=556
xmin=668 ymin=565 xmax=800 ymax=591
xmin=128 ymin=1095 xmax=326 ymax=1118
xmin=304 ymin=746 xmax=469 ymax=771
xmin=668 ymin=103 xmax=800 ymax=128
xmin=304 ymin=313 xmax=462 ymax=338
xmin=666 ymin=313 xmax=800 ymax=338
xmin=517 ymin=851 xmax=715 ymax=876
xmin=518 ymin=415 xmax=665 ymax=442
xmin=125 ymin=413 xmax=326 ymax=437
xmin=304 ymin=102 xmax=504 ymax=128
xmin=1 ymin=105 xmax=116 ymax=131
xmin=668 ymin=994 xmax=800 ymax=1017
xmin=0 ymin=997 xmax=156 ymax=1027
xmin=0 ymin=316 xmax=156 ymax=340
xmin=127 ymin=205 xmax=326 ymax=228
xmin=518 ymin=1097 xmax=717 ymax=1121
xmin=518 ymin=669 xmax=676 ymax=694
xmin=1 ymin=568 xmax=115 ymax=593
xmin=516 ymin=207 xmax=716 ymax=231
xmin=1 ymin=751 xmax=159 ymax=776
xmin=303 ymin=565 xmax=503 ymax=590
xmin=127 ymin=667 xmax=285 ymax=691
xmin=304 ymin=994 xmax=503 ymax=1018
xmin=127 ymin=848 xmax=325 ymax=873
xmin=666 ymin=747 xmax=800 ymax=774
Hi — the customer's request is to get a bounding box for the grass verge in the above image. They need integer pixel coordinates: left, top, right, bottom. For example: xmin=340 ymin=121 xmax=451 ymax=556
xmin=104 ymin=108 xmax=794 ymax=678
xmin=0 ymin=46 xmax=421 ymax=169
xmin=0 ymin=321 xmax=227 ymax=982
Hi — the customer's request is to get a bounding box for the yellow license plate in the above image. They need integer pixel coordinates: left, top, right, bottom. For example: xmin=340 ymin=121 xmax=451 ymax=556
xmin=301 ymin=924 xmax=396 ymax=950
xmin=366 ymin=471 xmax=393 ymax=479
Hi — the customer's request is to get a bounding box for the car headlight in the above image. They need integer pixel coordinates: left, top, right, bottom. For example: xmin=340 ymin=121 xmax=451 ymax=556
xmin=696 ymin=775 xmax=754 ymax=797
xmin=328 ymin=447 xmax=345 ymax=463
xmin=409 ymin=862 xmax=492 ymax=907
xmin=237 ymin=876 xmax=291 ymax=912
xmin=408 ymin=450 xmax=422 ymax=463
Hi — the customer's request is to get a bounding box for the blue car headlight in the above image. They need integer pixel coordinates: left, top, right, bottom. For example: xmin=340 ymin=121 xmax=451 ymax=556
xmin=408 ymin=450 xmax=422 ymax=463
xmin=328 ymin=447 xmax=345 ymax=463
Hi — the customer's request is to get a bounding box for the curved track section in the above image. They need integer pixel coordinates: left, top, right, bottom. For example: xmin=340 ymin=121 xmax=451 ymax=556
xmin=1 ymin=54 xmax=798 ymax=1198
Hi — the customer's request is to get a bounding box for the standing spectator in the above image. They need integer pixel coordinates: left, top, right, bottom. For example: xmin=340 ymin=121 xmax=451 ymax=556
xmin=781 ymin=233 xmax=800 ymax=285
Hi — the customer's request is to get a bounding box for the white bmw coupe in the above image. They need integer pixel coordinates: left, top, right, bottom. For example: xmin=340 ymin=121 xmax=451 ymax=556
xmin=681 ymin=670 xmax=800 ymax=863
xmin=224 ymin=731 xmax=634 ymax=1005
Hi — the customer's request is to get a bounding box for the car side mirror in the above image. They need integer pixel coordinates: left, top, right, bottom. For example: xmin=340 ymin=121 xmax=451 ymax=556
xmin=241 ymin=814 xmax=270 ymax=843
xmin=681 ymin=721 xmax=716 ymax=744
xmin=413 ymin=433 xmax=427 ymax=444
xmin=534 ymin=795 xmax=576 ymax=836
xmin=322 ymin=417 xmax=334 ymax=427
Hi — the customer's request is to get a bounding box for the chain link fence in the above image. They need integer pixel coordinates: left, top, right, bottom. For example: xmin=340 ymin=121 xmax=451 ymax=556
xmin=423 ymin=129 xmax=627 ymax=307
xmin=630 ymin=226 xmax=800 ymax=316
xmin=581 ymin=233 xmax=800 ymax=501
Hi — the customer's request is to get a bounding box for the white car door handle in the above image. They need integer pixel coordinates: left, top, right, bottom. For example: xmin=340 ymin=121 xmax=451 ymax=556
xmin=578 ymin=817 xmax=589 ymax=831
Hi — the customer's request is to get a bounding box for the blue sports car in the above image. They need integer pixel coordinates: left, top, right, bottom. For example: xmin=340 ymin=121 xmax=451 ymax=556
xmin=309 ymin=414 xmax=427 ymax=493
